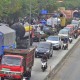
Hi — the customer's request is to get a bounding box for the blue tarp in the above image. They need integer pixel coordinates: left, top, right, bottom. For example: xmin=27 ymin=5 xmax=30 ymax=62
xmin=40 ymin=9 xmax=48 ymax=14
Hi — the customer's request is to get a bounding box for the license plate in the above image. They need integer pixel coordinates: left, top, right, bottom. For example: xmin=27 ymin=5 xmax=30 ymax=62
xmin=2 ymin=68 xmax=10 ymax=71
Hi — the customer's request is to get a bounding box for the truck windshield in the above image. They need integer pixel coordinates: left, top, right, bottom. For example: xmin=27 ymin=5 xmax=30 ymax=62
xmin=1 ymin=56 xmax=21 ymax=66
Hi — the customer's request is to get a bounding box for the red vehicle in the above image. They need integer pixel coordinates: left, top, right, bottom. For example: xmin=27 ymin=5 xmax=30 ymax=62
xmin=64 ymin=24 xmax=75 ymax=37
xmin=0 ymin=47 xmax=35 ymax=80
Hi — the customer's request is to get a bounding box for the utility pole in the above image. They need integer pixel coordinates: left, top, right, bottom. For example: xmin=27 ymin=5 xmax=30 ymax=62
xmin=28 ymin=0 xmax=32 ymax=47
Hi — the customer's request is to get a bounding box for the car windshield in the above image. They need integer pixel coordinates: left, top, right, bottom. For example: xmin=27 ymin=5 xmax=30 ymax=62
xmin=38 ymin=43 xmax=50 ymax=49
xmin=71 ymin=21 xmax=79 ymax=24
xmin=64 ymin=27 xmax=70 ymax=31
xmin=59 ymin=30 xmax=68 ymax=34
xmin=47 ymin=36 xmax=59 ymax=41
xmin=1 ymin=56 xmax=21 ymax=66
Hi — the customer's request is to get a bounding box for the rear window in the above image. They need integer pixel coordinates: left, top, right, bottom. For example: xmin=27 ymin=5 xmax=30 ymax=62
xmin=38 ymin=43 xmax=50 ymax=49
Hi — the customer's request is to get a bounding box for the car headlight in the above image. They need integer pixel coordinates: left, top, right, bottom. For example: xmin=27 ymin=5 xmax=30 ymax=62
xmin=35 ymin=49 xmax=38 ymax=52
xmin=46 ymin=50 xmax=49 ymax=53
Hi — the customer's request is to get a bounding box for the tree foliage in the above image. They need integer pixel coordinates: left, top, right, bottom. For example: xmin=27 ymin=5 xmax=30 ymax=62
xmin=0 ymin=0 xmax=80 ymax=24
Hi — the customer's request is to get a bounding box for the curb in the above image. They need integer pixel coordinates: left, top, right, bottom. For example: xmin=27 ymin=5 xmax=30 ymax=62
xmin=44 ymin=36 xmax=80 ymax=80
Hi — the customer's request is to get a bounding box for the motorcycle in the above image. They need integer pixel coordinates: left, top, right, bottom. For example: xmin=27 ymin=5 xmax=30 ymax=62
xmin=41 ymin=60 xmax=47 ymax=72
xmin=74 ymin=33 xmax=77 ymax=39
xmin=69 ymin=37 xmax=73 ymax=43
xmin=62 ymin=43 xmax=68 ymax=50
xmin=23 ymin=77 xmax=30 ymax=80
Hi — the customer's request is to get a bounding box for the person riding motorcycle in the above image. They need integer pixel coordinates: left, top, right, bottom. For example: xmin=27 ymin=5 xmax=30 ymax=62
xmin=41 ymin=53 xmax=48 ymax=62
xmin=41 ymin=53 xmax=48 ymax=68
xmin=23 ymin=68 xmax=31 ymax=80
xmin=63 ymin=37 xmax=68 ymax=49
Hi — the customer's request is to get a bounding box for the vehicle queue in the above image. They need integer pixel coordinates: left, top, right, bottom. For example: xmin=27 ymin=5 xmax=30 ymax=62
xmin=31 ymin=17 xmax=80 ymax=72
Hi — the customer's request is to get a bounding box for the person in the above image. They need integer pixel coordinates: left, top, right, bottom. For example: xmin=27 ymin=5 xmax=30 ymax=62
xmin=63 ymin=37 xmax=68 ymax=49
xmin=41 ymin=53 xmax=48 ymax=62
xmin=23 ymin=68 xmax=31 ymax=80
xmin=41 ymin=53 xmax=48 ymax=68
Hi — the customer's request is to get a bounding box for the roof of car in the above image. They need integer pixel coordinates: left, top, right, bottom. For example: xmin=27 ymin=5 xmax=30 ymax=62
xmin=48 ymin=35 xmax=59 ymax=37
xmin=66 ymin=24 xmax=74 ymax=28
xmin=39 ymin=41 xmax=51 ymax=44
xmin=60 ymin=28 xmax=69 ymax=32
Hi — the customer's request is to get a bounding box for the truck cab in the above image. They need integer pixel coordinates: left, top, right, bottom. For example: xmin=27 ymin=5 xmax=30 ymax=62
xmin=0 ymin=47 xmax=35 ymax=80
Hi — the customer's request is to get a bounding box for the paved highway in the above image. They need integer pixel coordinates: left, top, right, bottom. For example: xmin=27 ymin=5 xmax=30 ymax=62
xmin=31 ymin=42 xmax=63 ymax=80
xmin=52 ymin=40 xmax=80 ymax=80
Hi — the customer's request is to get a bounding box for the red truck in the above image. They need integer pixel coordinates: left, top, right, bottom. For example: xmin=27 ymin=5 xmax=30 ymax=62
xmin=0 ymin=47 xmax=35 ymax=80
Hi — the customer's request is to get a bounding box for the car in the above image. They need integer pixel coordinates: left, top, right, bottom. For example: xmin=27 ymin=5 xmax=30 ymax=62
xmin=58 ymin=29 xmax=70 ymax=38
xmin=43 ymin=26 xmax=54 ymax=35
xmin=46 ymin=36 xmax=62 ymax=49
xmin=37 ymin=31 xmax=47 ymax=40
xmin=32 ymin=31 xmax=41 ymax=42
xmin=35 ymin=42 xmax=53 ymax=58
xmin=64 ymin=24 xmax=75 ymax=36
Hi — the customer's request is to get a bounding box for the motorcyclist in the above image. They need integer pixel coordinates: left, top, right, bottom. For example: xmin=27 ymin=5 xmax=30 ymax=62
xmin=63 ymin=37 xmax=68 ymax=49
xmin=23 ymin=68 xmax=31 ymax=80
xmin=41 ymin=53 xmax=48 ymax=68
xmin=41 ymin=53 xmax=48 ymax=62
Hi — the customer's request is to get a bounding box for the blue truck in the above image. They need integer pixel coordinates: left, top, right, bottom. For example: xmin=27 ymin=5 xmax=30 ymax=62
xmin=0 ymin=23 xmax=16 ymax=57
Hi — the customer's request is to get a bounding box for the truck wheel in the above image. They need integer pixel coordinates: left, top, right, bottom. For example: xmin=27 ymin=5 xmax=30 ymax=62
xmin=1 ymin=77 xmax=4 ymax=80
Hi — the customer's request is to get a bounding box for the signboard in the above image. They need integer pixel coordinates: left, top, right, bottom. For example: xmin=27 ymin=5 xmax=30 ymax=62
xmin=40 ymin=9 xmax=48 ymax=14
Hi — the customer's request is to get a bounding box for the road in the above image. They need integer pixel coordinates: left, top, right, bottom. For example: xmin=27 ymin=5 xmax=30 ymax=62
xmin=31 ymin=42 xmax=63 ymax=80
xmin=52 ymin=40 xmax=80 ymax=80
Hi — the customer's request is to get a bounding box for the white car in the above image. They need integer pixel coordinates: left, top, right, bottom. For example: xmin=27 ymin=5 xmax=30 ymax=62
xmin=46 ymin=36 xmax=62 ymax=49
xmin=58 ymin=29 xmax=69 ymax=38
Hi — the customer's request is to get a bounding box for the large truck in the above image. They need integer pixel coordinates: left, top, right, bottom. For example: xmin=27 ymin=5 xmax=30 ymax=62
xmin=0 ymin=47 xmax=35 ymax=80
xmin=11 ymin=22 xmax=33 ymax=49
xmin=0 ymin=23 xmax=16 ymax=58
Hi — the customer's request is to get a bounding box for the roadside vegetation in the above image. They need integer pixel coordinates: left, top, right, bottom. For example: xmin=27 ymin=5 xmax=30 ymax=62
xmin=0 ymin=0 xmax=80 ymax=24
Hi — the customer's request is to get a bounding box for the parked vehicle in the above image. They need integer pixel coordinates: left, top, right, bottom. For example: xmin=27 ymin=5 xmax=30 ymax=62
xmin=35 ymin=42 xmax=53 ymax=59
xmin=0 ymin=47 xmax=35 ymax=80
xmin=46 ymin=36 xmax=62 ymax=49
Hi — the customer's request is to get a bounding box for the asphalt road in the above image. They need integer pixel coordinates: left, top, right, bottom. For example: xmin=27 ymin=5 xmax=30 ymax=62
xmin=30 ymin=42 xmax=64 ymax=80
xmin=52 ymin=40 xmax=80 ymax=80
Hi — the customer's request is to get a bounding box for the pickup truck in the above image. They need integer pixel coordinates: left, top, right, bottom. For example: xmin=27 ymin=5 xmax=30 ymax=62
xmin=0 ymin=47 xmax=35 ymax=80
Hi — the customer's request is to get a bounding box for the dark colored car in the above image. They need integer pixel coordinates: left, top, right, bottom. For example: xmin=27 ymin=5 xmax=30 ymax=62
xmin=32 ymin=31 xmax=41 ymax=42
xmin=43 ymin=26 xmax=54 ymax=35
xmin=35 ymin=42 xmax=53 ymax=59
xmin=37 ymin=31 xmax=47 ymax=40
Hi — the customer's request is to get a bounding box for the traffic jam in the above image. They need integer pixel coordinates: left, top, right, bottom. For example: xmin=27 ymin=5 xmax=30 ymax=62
xmin=0 ymin=10 xmax=80 ymax=80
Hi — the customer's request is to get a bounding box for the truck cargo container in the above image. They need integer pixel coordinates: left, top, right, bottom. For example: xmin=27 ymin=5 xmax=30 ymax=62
xmin=0 ymin=47 xmax=35 ymax=80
